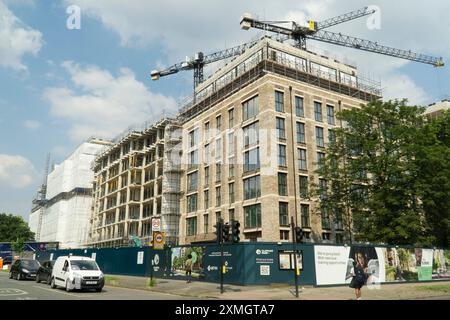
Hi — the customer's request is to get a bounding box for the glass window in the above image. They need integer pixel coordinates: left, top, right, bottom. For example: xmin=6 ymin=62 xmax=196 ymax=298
xmin=314 ymin=101 xmax=322 ymax=122
xmin=299 ymin=176 xmax=308 ymax=198
xmin=244 ymin=147 xmax=260 ymax=173
xmin=275 ymin=91 xmax=284 ymax=112
xmin=244 ymin=204 xmax=262 ymax=229
xmin=298 ymin=149 xmax=307 ymax=171
xmin=187 ymin=194 xmax=198 ymax=213
xmin=279 ymin=202 xmax=289 ymax=226
xmin=244 ymin=175 xmax=261 ymax=200
xmin=319 ymin=179 xmax=327 ymax=200
xmin=216 ymin=163 xmax=222 ymax=182
xmin=317 ymin=152 xmax=326 ymax=170
xmin=216 ymin=115 xmax=222 ymax=132
xmin=229 ymin=157 xmax=235 ymax=178
xmin=328 ymin=129 xmax=335 ymax=144
xmin=204 ymin=122 xmax=210 ymax=140
xmin=204 ymin=144 xmax=210 ymax=165
xmin=187 ymin=172 xmax=198 ymax=192
xmin=216 ymin=187 xmax=221 ymax=207
xmin=276 ymin=117 xmax=286 ymax=140
xmin=186 ymin=217 xmax=197 ymax=236
xmin=229 ymin=182 xmax=235 ymax=204
xmin=204 ymin=166 xmax=209 ymax=186
xmin=278 ymin=145 xmax=287 ymax=167
xmin=203 ymin=214 xmax=209 ymax=234
xmin=228 ymin=132 xmax=234 ymax=156
xmin=301 ymin=204 xmax=310 ymax=228
xmin=278 ymin=172 xmax=288 ymax=196
xmin=228 ymin=109 xmax=234 ymax=128
xmin=296 ymin=122 xmax=305 ymax=144
xmin=216 ymin=138 xmax=222 ymax=160
xmin=327 ymin=105 xmax=335 ymax=125
xmin=243 ymin=96 xmax=259 ymax=121
xmin=321 ymin=207 xmax=331 ymax=230
xmin=189 ymin=129 xmax=198 ymax=148
xmin=295 ymin=96 xmax=304 ymax=117
xmin=243 ymin=121 xmax=259 ymax=147
xmin=204 ymin=190 xmax=209 ymax=209
xmin=188 ymin=150 xmax=198 ymax=170
xmin=316 ymin=127 xmax=325 ymax=147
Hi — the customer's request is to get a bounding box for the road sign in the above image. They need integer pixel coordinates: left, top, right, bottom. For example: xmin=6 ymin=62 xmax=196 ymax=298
xmin=153 ymin=231 xmax=165 ymax=250
xmin=152 ymin=218 xmax=161 ymax=232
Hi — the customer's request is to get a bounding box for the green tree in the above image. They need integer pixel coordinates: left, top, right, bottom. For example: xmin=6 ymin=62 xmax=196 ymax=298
xmin=415 ymin=111 xmax=450 ymax=247
xmin=0 ymin=213 xmax=35 ymax=242
xmin=314 ymin=100 xmax=431 ymax=245
xmin=11 ymin=238 xmax=25 ymax=255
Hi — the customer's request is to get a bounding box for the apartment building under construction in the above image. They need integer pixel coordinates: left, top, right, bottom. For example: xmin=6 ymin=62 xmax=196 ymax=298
xmin=88 ymin=119 xmax=182 ymax=247
xmin=177 ymin=37 xmax=382 ymax=245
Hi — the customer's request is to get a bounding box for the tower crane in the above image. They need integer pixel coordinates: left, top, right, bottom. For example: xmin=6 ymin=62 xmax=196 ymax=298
xmin=240 ymin=6 xmax=444 ymax=67
xmin=150 ymin=38 xmax=261 ymax=91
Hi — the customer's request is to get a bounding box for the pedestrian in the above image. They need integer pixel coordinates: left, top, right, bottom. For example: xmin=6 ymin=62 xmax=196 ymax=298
xmin=185 ymin=254 xmax=193 ymax=283
xmin=349 ymin=252 xmax=368 ymax=300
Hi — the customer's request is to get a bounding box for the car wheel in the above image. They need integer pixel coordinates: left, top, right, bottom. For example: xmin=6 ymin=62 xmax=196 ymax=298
xmin=9 ymin=272 xmax=12 ymax=279
xmin=17 ymin=272 xmax=21 ymax=281
xmin=47 ymin=275 xmax=51 ymax=285
xmin=36 ymin=274 xmax=40 ymax=283
xmin=65 ymin=280 xmax=72 ymax=292
xmin=96 ymin=287 xmax=103 ymax=293
xmin=50 ymin=277 xmax=56 ymax=289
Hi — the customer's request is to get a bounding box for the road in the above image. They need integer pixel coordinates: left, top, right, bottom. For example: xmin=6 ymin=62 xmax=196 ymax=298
xmin=0 ymin=272 xmax=191 ymax=300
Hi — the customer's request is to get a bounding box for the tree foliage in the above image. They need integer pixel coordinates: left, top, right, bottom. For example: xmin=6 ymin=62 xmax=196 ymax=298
xmin=0 ymin=213 xmax=35 ymax=242
xmin=314 ymin=100 xmax=450 ymax=247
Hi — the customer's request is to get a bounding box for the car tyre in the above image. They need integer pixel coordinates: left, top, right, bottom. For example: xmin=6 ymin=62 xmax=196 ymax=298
xmin=9 ymin=272 xmax=12 ymax=279
xmin=96 ymin=287 xmax=103 ymax=293
xmin=17 ymin=272 xmax=21 ymax=281
xmin=65 ymin=280 xmax=72 ymax=292
xmin=50 ymin=277 xmax=56 ymax=289
xmin=47 ymin=275 xmax=51 ymax=285
xmin=36 ymin=274 xmax=40 ymax=283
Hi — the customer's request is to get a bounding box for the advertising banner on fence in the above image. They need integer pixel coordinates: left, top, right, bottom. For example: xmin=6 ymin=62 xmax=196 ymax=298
xmin=170 ymin=246 xmax=205 ymax=279
xmin=316 ymin=245 xmax=450 ymax=286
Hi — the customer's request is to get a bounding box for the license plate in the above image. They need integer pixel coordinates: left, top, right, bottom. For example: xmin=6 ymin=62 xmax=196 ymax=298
xmin=30 ymin=274 xmax=36 ymax=276
xmin=86 ymin=281 xmax=97 ymax=284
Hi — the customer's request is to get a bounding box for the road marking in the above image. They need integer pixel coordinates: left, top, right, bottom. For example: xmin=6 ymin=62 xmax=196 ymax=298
xmin=0 ymin=288 xmax=28 ymax=296
xmin=33 ymin=285 xmax=87 ymax=298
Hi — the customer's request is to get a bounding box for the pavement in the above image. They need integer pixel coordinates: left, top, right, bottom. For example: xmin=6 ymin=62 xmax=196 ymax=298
xmin=103 ymin=273 xmax=450 ymax=300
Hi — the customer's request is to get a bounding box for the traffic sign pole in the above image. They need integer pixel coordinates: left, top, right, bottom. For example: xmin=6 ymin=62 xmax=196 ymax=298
xmin=291 ymin=216 xmax=299 ymax=298
xmin=220 ymin=218 xmax=224 ymax=294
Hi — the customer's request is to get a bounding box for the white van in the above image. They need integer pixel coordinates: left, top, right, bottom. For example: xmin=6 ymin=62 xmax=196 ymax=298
xmin=50 ymin=256 xmax=104 ymax=292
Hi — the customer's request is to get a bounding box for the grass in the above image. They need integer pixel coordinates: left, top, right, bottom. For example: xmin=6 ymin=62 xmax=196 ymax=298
xmin=104 ymin=276 xmax=120 ymax=286
xmin=415 ymin=284 xmax=450 ymax=293
xmin=148 ymin=278 xmax=158 ymax=287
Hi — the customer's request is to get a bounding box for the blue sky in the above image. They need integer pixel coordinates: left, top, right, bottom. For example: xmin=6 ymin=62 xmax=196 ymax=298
xmin=0 ymin=0 xmax=449 ymax=221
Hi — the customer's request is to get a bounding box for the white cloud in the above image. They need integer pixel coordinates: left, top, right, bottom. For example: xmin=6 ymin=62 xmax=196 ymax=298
xmin=43 ymin=61 xmax=178 ymax=141
xmin=0 ymin=0 xmax=43 ymax=71
xmin=0 ymin=154 xmax=37 ymax=188
xmin=23 ymin=119 xmax=41 ymax=130
xmin=65 ymin=0 xmax=449 ymax=104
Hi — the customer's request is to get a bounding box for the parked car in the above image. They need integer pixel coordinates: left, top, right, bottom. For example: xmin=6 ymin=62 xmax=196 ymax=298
xmin=9 ymin=259 xmax=41 ymax=280
xmin=50 ymin=256 xmax=104 ymax=292
xmin=36 ymin=260 xmax=55 ymax=284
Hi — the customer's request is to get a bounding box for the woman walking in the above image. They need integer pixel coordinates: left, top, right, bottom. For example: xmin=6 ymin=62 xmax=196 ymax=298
xmin=185 ymin=254 xmax=193 ymax=283
xmin=349 ymin=252 xmax=368 ymax=300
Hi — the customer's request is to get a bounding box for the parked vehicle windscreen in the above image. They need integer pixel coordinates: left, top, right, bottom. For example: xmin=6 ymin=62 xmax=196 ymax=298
xmin=70 ymin=260 xmax=99 ymax=270
xmin=21 ymin=260 xmax=40 ymax=269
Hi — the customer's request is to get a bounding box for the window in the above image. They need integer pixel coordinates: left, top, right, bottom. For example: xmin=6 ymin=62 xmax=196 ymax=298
xmin=216 ymin=138 xmax=222 ymax=160
xmin=243 ymin=121 xmax=259 ymax=147
xmin=314 ymin=101 xmax=322 ymax=122
xmin=316 ymin=127 xmax=325 ymax=147
xmin=228 ymin=132 xmax=234 ymax=156
xmin=203 ymin=214 xmax=209 ymax=234
xmin=321 ymin=207 xmax=331 ymax=230
xmin=186 ymin=217 xmax=197 ymax=236
xmin=216 ymin=115 xmax=222 ymax=132
xmin=187 ymin=172 xmax=198 ymax=192
xmin=279 ymin=202 xmax=289 ymax=226
xmin=229 ymin=182 xmax=235 ymax=204
xmin=245 ymin=204 xmax=261 ymax=229
xmin=275 ymin=91 xmax=284 ymax=112
xmin=278 ymin=145 xmax=287 ymax=167
xmin=189 ymin=129 xmax=198 ymax=148
xmin=187 ymin=194 xmax=198 ymax=213
xmin=301 ymin=204 xmax=310 ymax=228
xmin=228 ymin=109 xmax=234 ymax=128
xmin=336 ymin=233 xmax=344 ymax=244
xmin=215 ymin=211 xmax=222 ymax=223
xmin=327 ymin=105 xmax=335 ymax=125
xmin=328 ymin=129 xmax=335 ymax=144
xmin=205 ymin=122 xmax=210 ymax=141
xmin=229 ymin=157 xmax=235 ymax=178
xmin=229 ymin=209 xmax=235 ymax=222
xmin=244 ymin=148 xmax=260 ymax=172
xmin=278 ymin=172 xmax=288 ymax=196
xmin=204 ymin=144 xmax=210 ymax=165
xmin=280 ymin=230 xmax=290 ymax=241
xmin=216 ymin=163 xmax=222 ymax=182
xmin=298 ymin=149 xmax=307 ymax=171
xmin=204 ymin=190 xmax=209 ymax=209
xmin=216 ymin=187 xmax=221 ymax=207
xmin=244 ymin=175 xmax=261 ymax=200
xmin=295 ymin=96 xmax=304 ymax=117
xmin=188 ymin=150 xmax=198 ymax=170
xmin=299 ymin=176 xmax=308 ymax=198
xmin=296 ymin=122 xmax=305 ymax=143
xmin=276 ymin=117 xmax=286 ymax=140
xmin=317 ymin=152 xmax=326 ymax=170
xmin=204 ymin=166 xmax=210 ymax=186
xmin=243 ymin=95 xmax=259 ymax=121
xmin=319 ymin=179 xmax=328 ymax=200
